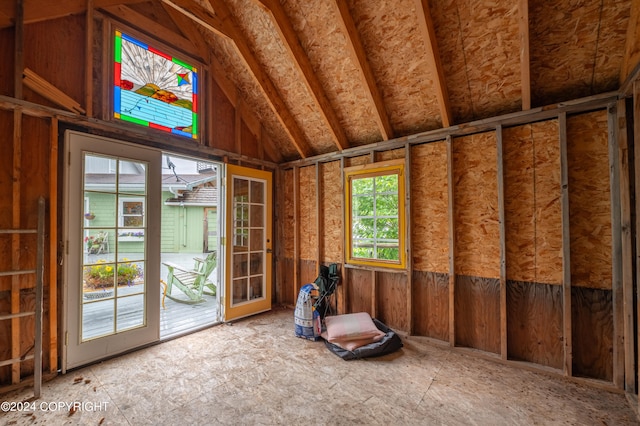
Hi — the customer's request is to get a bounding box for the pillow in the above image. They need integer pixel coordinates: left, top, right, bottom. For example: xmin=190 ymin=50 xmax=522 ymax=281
xmin=324 ymin=312 xmax=385 ymax=342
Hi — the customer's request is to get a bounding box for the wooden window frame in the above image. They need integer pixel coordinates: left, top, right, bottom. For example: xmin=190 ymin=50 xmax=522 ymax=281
xmin=344 ymin=159 xmax=406 ymax=269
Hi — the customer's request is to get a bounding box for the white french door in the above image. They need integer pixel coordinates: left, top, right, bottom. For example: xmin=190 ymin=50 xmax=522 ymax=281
xmin=224 ymin=165 xmax=272 ymax=321
xmin=64 ymin=131 xmax=161 ymax=370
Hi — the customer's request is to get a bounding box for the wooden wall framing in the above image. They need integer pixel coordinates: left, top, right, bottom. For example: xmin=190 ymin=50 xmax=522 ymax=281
xmin=276 ymin=97 xmax=631 ymax=389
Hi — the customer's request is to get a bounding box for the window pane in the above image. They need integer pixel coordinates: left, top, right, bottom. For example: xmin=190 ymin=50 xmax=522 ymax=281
xmin=352 ymin=177 xmax=373 ymax=195
xmin=353 ymin=195 xmax=373 ymax=217
xmin=377 ymin=247 xmax=399 ymax=261
xmin=376 ymin=217 xmax=399 ymax=239
xmin=375 ymin=174 xmax=398 ymax=193
xmin=353 ymin=217 xmax=374 ymax=239
xmin=376 ymin=194 xmax=398 ymax=216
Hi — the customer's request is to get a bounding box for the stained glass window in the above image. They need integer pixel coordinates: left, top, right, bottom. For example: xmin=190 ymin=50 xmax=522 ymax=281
xmin=113 ymin=31 xmax=198 ymax=139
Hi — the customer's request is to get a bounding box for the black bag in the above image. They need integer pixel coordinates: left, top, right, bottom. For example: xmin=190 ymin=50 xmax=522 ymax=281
xmin=323 ymin=318 xmax=403 ymax=360
xmin=313 ymin=263 xmax=340 ymax=319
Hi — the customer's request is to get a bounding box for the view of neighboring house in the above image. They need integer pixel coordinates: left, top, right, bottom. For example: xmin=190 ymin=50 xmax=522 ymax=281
xmin=84 ymin=155 xmax=218 ymax=255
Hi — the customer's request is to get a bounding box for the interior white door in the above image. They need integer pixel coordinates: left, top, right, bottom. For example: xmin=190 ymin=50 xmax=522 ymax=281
xmin=64 ymin=131 xmax=161 ymax=370
xmin=223 ymin=164 xmax=272 ymax=321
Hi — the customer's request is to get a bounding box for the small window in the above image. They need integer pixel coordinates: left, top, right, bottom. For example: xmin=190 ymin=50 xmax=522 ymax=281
xmin=345 ymin=159 xmax=406 ymax=269
xmin=119 ymin=198 xmax=145 ymax=239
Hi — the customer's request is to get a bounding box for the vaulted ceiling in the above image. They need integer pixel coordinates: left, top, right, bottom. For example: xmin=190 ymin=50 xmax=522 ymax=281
xmin=1 ymin=0 xmax=638 ymax=162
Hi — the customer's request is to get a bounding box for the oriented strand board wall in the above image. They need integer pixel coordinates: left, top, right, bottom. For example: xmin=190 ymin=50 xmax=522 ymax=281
xmin=503 ymin=119 xmax=564 ymax=369
xmin=376 ymin=148 xmax=405 ymax=162
xmin=503 ymin=121 xmax=563 ymax=284
xmin=453 ymin=132 xmax=500 ymax=278
xmin=411 ymin=142 xmax=449 ymax=273
xmin=320 ymin=161 xmax=343 ymax=263
xmin=298 ymin=166 xmax=317 ymax=261
xmin=567 ymin=111 xmax=612 ymax=289
xmin=282 ymin=169 xmax=294 ymax=258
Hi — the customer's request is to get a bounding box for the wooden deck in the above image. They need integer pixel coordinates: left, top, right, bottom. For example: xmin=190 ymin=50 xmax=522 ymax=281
xmin=82 ymin=252 xmax=220 ymax=341
xmin=81 ymin=287 xmax=219 ymax=341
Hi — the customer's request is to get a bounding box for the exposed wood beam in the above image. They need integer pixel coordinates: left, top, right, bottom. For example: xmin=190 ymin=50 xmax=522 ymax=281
xmin=0 ymin=94 xmax=279 ymax=169
xmin=202 ymin=0 xmax=313 ymax=158
xmin=160 ymin=0 xmax=230 ymax=39
xmin=414 ymin=0 xmax=452 ymax=127
xmin=161 ymin=2 xmax=210 ymax=61
xmin=257 ymin=0 xmax=349 ymax=151
xmin=281 ymin=91 xmax=618 ymax=168
xmin=331 ymin=0 xmax=394 ymax=139
xmin=621 ymin=0 xmax=640 ymax=85
xmin=100 ymin=5 xmax=201 ymax=60
xmin=518 ymin=0 xmax=531 ymax=110
xmin=0 ymin=0 xmax=145 ymax=28
xmin=164 ymin=0 xmax=312 ymax=157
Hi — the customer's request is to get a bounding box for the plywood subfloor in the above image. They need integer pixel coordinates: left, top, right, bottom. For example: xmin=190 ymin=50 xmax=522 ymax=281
xmin=1 ymin=307 xmax=637 ymax=425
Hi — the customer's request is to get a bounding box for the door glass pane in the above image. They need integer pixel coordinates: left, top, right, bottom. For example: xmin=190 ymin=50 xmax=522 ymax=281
xmin=250 ymin=205 xmax=264 ymax=227
xmin=233 ymin=278 xmax=248 ymax=304
xmin=250 ymin=181 xmax=264 ymax=203
xmin=250 ymin=229 xmax=263 ymax=251
xmin=117 ymin=294 xmax=145 ymax=332
xmin=82 ymin=299 xmax=114 ymax=340
xmin=250 ymin=276 xmax=263 ymax=300
xmin=230 ymin=176 xmax=266 ymax=306
xmin=82 ymin=154 xmax=148 ymax=341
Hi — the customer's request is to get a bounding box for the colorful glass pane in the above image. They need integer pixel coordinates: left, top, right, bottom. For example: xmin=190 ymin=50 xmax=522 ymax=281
xmin=113 ymin=31 xmax=198 ymax=139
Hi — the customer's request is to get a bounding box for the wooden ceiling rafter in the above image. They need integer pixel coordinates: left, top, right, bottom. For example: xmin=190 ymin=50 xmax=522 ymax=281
xmin=331 ymin=0 xmax=394 ymax=140
xmin=161 ymin=1 xmax=211 ymax=61
xmin=199 ymin=0 xmax=313 ymax=158
xmin=518 ymin=0 xmax=531 ymax=110
xmin=413 ymin=0 xmax=452 ymax=127
xmin=257 ymin=0 xmax=350 ymax=151
xmin=164 ymin=0 xmax=312 ymax=158
xmin=160 ymin=0 xmax=230 ymax=39
xmin=101 ymin=5 xmax=193 ymax=51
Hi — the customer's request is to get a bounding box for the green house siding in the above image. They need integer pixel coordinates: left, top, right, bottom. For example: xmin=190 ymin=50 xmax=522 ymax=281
xmin=84 ymin=190 xmax=216 ymax=254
